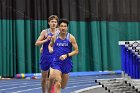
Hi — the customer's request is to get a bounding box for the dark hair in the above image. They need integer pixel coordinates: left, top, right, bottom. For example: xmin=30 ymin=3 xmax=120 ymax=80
xmin=58 ymin=19 xmax=69 ymax=26
xmin=48 ymin=15 xmax=58 ymax=22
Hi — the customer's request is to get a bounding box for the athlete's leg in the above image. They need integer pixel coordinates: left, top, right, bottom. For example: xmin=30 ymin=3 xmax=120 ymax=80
xmin=61 ymin=74 xmax=69 ymax=89
xmin=49 ymin=69 xmax=62 ymax=93
xmin=48 ymin=69 xmax=68 ymax=92
xmin=41 ymin=70 xmax=49 ymax=93
xmin=40 ymin=54 xmax=52 ymax=93
xmin=47 ymin=67 xmax=55 ymax=93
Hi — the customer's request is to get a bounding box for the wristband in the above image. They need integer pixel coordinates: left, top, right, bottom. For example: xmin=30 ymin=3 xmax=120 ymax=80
xmin=66 ymin=53 xmax=69 ymax=57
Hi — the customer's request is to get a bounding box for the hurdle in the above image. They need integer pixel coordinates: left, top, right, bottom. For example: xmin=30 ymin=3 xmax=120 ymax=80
xmin=95 ymin=40 xmax=140 ymax=93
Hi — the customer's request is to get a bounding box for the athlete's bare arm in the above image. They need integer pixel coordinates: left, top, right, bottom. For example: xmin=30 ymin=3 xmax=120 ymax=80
xmin=68 ymin=34 xmax=79 ymax=57
xmin=59 ymin=34 xmax=79 ymax=61
xmin=48 ymin=36 xmax=56 ymax=53
xmin=35 ymin=30 xmax=51 ymax=46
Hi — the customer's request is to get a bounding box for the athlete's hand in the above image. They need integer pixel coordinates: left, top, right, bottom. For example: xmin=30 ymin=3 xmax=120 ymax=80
xmin=59 ymin=54 xmax=67 ymax=61
xmin=47 ymin=36 xmax=52 ymax=40
xmin=49 ymin=47 xmax=53 ymax=53
xmin=44 ymin=36 xmax=52 ymax=42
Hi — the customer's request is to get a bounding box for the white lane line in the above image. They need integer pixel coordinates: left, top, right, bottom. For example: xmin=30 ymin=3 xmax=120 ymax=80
xmin=0 ymin=84 xmax=40 ymax=90
xmin=0 ymin=80 xmax=41 ymax=84
xmin=68 ymin=81 xmax=95 ymax=85
xmin=0 ymin=78 xmax=95 ymax=87
xmin=0 ymin=80 xmax=40 ymax=85
xmin=69 ymin=77 xmax=120 ymax=81
xmin=7 ymin=84 xmax=96 ymax=93
xmin=70 ymin=76 xmax=120 ymax=80
xmin=71 ymin=85 xmax=102 ymax=93
xmin=11 ymin=87 xmax=41 ymax=93
xmin=65 ymin=83 xmax=95 ymax=89
xmin=68 ymin=79 xmax=96 ymax=83
xmin=0 ymin=82 xmax=39 ymax=87
xmin=0 ymin=78 xmax=93 ymax=84
xmin=69 ymin=77 xmax=97 ymax=80
xmin=0 ymin=80 xmax=94 ymax=89
xmin=0 ymin=79 xmax=95 ymax=89
xmin=9 ymin=81 xmax=95 ymax=93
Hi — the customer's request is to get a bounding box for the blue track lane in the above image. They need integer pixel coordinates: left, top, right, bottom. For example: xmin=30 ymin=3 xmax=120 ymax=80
xmin=0 ymin=72 xmax=121 ymax=93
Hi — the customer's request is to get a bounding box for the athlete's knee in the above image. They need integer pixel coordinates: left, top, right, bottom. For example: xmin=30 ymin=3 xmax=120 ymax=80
xmin=54 ymin=79 xmax=62 ymax=89
xmin=42 ymin=77 xmax=48 ymax=83
xmin=55 ymin=81 xmax=61 ymax=89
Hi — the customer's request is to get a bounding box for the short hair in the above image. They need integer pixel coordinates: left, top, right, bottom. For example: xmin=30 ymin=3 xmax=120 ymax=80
xmin=58 ymin=19 xmax=69 ymax=26
xmin=48 ymin=15 xmax=58 ymax=22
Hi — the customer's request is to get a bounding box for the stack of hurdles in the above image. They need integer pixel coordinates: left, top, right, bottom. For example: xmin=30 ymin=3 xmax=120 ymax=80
xmin=95 ymin=41 xmax=140 ymax=93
